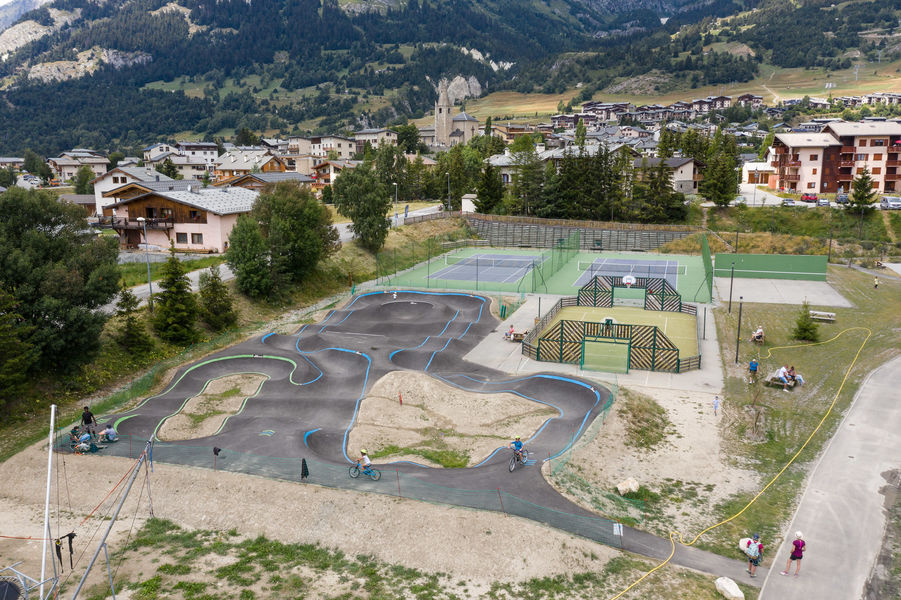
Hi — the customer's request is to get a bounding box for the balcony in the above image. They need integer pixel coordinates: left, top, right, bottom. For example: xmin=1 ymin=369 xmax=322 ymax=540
xmin=839 ymin=160 xmax=856 ymax=167
xmin=97 ymin=216 xmax=175 ymax=229
xmin=884 ymin=173 xmax=901 ymax=181
xmin=786 ymin=160 xmax=802 ymax=167
xmin=774 ymin=147 xmax=788 ymax=154
xmin=887 ymin=160 xmax=900 ymax=167
xmin=781 ymin=174 xmax=801 ymax=182
xmin=836 ymin=173 xmax=854 ymax=181
xmin=840 ymin=146 xmax=856 ymax=154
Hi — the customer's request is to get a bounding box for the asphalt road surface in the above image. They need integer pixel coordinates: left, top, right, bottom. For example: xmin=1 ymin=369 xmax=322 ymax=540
xmin=92 ymin=290 xmax=760 ymax=584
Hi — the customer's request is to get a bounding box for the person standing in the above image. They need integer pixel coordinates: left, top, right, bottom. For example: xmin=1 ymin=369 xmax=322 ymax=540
xmin=745 ymin=533 xmax=763 ymax=577
xmin=874 ymin=277 xmax=879 ymax=289
xmin=81 ymin=406 xmax=97 ymax=438
xmin=713 ymin=395 xmax=720 ymax=416
xmin=748 ymin=358 xmax=759 ymax=383
xmin=781 ymin=531 xmax=806 ymax=577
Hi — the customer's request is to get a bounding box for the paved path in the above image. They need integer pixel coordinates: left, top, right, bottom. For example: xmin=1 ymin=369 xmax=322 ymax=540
xmin=760 ymin=354 xmax=901 ymax=599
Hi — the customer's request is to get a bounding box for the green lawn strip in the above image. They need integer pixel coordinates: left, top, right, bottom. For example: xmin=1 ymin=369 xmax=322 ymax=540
xmin=888 ymin=212 xmax=901 ymax=242
xmin=369 ymin=443 xmax=469 ymax=468
xmin=119 ymin=256 xmax=227 ymax=288
xmin=703 ymin=266 xmax=900 ymax=559
xmin=707 ymin=206 xmax=889 ymax=242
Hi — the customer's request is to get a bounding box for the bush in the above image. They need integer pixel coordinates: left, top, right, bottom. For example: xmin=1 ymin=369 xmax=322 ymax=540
xmin=791 ymin=301 xmax=819 ymax=342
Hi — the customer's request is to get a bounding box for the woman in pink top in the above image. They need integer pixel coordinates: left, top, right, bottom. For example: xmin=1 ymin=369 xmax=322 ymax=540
xmin=781 ymin=531 xmax=806 ymax=576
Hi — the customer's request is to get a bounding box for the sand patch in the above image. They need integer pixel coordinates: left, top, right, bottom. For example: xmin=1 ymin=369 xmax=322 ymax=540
xmin=348 ymin=371 xmax=557 ymax=466
xmin=157 ymin=374 xmax=267 ymax=441
xmin=548 ymin=385 xmax=756 ymax=535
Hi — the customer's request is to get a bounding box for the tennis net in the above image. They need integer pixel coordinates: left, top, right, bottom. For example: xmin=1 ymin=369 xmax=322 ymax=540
xmin=444 ymin=256 xmax=541 ymax=269
xmin=577 ymin=262 xmax=687 ymax=275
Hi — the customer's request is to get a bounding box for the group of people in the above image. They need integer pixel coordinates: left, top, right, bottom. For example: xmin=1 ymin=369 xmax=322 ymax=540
xmin=69 ymin=407 xmax=117 ymax=453
xmin=744 ymin=531 xmax=806 ymax=578
xmin=775 ymin=364 xmax=804 ymax=391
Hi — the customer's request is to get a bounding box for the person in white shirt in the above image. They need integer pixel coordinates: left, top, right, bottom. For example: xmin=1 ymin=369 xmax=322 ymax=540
xmin=776 ymin=364 xmax=791 ymax=391
xmin=750 ymin=325 xmax=764 ymax=343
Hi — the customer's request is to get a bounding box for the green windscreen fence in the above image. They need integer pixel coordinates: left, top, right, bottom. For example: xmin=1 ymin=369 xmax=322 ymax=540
xmin=713 ymin=253 xmax=827 ymax=281
xmin=581 ymin=339 xmax=630 ymax=373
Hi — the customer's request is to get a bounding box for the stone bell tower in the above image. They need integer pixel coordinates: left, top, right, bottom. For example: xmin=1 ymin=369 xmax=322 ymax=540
xmin=434 ymin=79 xmax=453 ymax=147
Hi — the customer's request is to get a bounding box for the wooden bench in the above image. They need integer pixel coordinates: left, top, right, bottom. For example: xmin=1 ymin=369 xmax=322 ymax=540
xmin=506 ymin=331 xmax=527 ymax=342
xmin=765 ymin=372 xmax=796 ymax=389
xmin=809 ymin=310 xmax=836 ymax=322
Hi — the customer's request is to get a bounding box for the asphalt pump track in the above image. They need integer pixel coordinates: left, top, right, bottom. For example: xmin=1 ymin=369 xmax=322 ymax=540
xmin=97 ymin=290 xmax=760 ymax=584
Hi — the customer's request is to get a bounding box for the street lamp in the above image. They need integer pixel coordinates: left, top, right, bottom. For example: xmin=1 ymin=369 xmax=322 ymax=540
xmin=446 ymin=172 xmax=451 ymax=211
xmin=136 ymin=217 xmax=154 ymax=313
xmin=735 ymin=296 xmax=743 ymax=364
xmin=393 ymin=182 xmax=398 ymax=228
xmin=728 ymin=261 xmax=735 ymax=314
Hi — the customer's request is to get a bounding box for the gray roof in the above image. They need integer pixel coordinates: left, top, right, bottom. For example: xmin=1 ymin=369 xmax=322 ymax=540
xmin=59 ymin=194 xmax=96 ymax=205
xmin=453 ymin=111 xmax=478 ymax=122
xmin=774 ymin=133 xmax=840 ymax=148
xmin=632 ymin=157 xmax=695 ymax=169
xmin=242 ymin=172 xmax=314 ymax=183
xmin=120 ymin=167 xmax=175 ymax=181
xmin=110 ymin=186 xmax=258 ymax=215
xmin=822 ymin=121 xmax=901 ymax=137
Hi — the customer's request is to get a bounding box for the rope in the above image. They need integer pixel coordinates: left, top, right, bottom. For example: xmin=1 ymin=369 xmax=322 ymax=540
xmin=607 ymin=327 xmax=871 ymax=599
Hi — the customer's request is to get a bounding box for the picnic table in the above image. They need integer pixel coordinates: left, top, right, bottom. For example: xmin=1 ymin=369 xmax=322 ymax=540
xmin=809 ymin=310 xmax=836 ymax=322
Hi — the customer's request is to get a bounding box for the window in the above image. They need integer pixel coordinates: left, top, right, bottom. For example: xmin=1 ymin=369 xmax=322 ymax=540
xmin=871 ymin=181 xmax=878 ymax=189
xmin=809 ymin=154 xmax=818 ymax=161
xmin=873 ymin=154 xmax=883 ymax=161
xmin=859 ymin=139 xmax=867 ymax=147
xmin=856 ymin=168 xmax=864 ymax=174
xmin=855 ymin=154 xmax=867 ymax=161
xmin=873 ymin=139 xmax=885 ymax=146
xmin=189 ymin=210 xmax=200 ymax=221
xmin=872 ymin=167 xmax=882 ymax=175
xmin=191 ymin=233 xmax=203 ymax=245
xmin=176 ymin=232 xmax=187 ymax=244
xmin=807 ymin=182 xmax=815 ymax=189
xmin=812 ymin=168 xmax=817 ymax=175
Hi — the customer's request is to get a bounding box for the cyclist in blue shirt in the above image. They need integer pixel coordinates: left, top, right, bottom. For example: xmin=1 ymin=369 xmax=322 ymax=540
xmin=507 ymin=436 xmax=524 ymax=461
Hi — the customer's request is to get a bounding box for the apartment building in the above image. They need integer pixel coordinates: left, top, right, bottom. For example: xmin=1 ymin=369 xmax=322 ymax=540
xmin=770 ymin=120 xmax=901 ymax=193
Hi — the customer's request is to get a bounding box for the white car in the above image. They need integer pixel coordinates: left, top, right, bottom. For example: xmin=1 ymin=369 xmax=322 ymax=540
xmin=816 ymin=198 xmax=830 ymax=207
xmin=880 ymin=196 xmax=901 ymax=210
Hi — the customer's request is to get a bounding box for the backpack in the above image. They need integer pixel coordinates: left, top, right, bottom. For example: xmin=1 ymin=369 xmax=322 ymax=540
xmin=746 ymin=540 xmax=760 ymax=558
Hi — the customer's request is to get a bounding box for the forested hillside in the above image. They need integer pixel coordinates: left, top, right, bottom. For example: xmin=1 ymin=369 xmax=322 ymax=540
xmin=0 ymin=0 xmax=897 ymax=155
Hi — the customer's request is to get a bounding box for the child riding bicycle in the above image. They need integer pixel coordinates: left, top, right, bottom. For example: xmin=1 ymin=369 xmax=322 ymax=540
xmin=358 ymin=449 xmax=373 ymax=475
xmin=507 ymin=436 xmax=524 ymax=461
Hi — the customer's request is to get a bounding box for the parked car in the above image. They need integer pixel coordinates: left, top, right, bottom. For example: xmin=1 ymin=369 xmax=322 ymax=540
xmin=800 ymin=193 xmax=818 ymax=203
xmin=816 ymin=198 xmax=830 ymax=207
xmin=880 ymin=196 xmax=901 ymax=210
xmin=782 ymin=198 xmax=796 ymax=207
xmin=835 ymin=193 xmax=849 ymax=204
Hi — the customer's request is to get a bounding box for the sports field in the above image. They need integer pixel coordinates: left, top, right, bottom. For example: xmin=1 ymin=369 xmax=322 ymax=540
xmin=384 ymin=248 xmax=711 ymax=303
xmin=545 ymin=306 xmax=699 ymax=357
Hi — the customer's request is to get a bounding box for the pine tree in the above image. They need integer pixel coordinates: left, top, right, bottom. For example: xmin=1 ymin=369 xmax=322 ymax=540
xmin=153 ymin=245 xmax=199 ymax=345
xmin=791 ymin=301 xmax=820 ymax=342
xmin=198 ymin=265 xmax=238 ymax=331
xmin=575 ymin=118 xmax=587 ymax=149
xmin=475 ymin=163 xmax=503 ymax=214
xmin=115 ymin=284 xmax=153 ymax=354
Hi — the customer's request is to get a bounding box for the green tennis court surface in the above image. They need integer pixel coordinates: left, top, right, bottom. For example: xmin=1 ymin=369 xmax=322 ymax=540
xmin=383 ymin=248 xmax=711 ymax=303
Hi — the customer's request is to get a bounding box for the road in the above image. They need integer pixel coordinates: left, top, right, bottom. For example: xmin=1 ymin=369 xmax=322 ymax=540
xmin=760 ymin=355 xmax=901 ymax=599
xmin=102 ymin=204 xmax=441 ymax=313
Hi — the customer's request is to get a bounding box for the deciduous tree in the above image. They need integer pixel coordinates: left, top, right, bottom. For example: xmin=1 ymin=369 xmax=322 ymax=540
xmin=74 ymin=165 xmax=95 ymax=194
xmin=333 ymin=164 xmax=391 ymax=251
xmin=0 ymin=289 xmax=36 ymax=414
xmin=226 ymin=215 xmax=272 ymax=299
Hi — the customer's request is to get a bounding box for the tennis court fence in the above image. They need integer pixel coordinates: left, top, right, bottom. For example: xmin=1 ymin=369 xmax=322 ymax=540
xmin=576 ymin=261 xmax=688 ymax=276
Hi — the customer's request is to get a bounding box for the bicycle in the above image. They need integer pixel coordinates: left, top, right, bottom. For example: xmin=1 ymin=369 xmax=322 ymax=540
xmin=508 ymin=447 xmax=529 ymax=472
xmin=349 ymin=462 xmax=381 ymax=481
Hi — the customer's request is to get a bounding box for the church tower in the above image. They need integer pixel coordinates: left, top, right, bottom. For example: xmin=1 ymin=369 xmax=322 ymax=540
xmin=434 ymin=80 xmax=453 ymax=147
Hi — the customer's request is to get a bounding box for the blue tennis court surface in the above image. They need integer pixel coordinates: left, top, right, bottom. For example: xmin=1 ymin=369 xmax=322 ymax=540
xmin=574 ymin=258 xmax=683 ymax=288
xmin=429 ymin=253 xmax=546 ymax=283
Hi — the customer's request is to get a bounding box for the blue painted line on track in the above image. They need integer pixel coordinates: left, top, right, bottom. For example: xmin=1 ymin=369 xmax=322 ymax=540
xmin=388 ymin=336 xmax=432 ymax=360
xmin=383 ymin=460 xmax=431 ymax=468
xmin=261 ymin=333 xmax=275 ymax=344
xmin=319 ymin=308 xmax=355 ymax=333
xmin=436 ymin=309 xmax=460 ymax=336
xmin=424 ymin=338 xmax=453 ymax=372
xmin=303 ymin=428 xmax=321 ymax=447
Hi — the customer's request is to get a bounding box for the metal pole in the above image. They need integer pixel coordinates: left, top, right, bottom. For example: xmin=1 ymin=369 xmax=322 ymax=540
xmin=752 ymin=176 xmax=757 ymax=206
xmin=734 ymin=222 xmax=739 ymax=253
xmin=393 ymin=182 xmax=398 ymax=228
xmin=728 ymin=262 xmax=735 ymax=313
xmin=446 ymin=172 xmax=450 ymax=211
xmin=735 ymin=296 xmax=743 ymax=364
xmin=103 ymin=543 xmax=117 ymax=600
xmin=40 ymin=404 xmax=56 ymax=600
xmin=703 ymin=305 xmax=707 ymax=339
xmin=71 ymin=442 xmax=151 ymax=600
xmin=138 ymin=218 xmax=154 ymax=313
xmin=828 ymin=225 xmax=834 ymax=262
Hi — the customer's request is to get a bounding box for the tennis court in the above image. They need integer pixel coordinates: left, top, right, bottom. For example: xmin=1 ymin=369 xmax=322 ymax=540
xmin=383 ymin=248 xmax=711 ymax=302
xmin=428 ymin=253 xmax=545 ymax=284
xmin=574 ymin=258 xmax=684 ymax=289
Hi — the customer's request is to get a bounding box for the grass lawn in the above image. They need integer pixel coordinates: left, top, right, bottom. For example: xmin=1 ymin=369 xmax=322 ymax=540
xmin=118 ymin=255 xmax=227 ymax=287
xmin=700 ymin=265 xmax=900 ymax=558
xmin=707 ymin=205 xmax=890 ymax=242
xmin=324 ymin=201 xmax=442 ymax=224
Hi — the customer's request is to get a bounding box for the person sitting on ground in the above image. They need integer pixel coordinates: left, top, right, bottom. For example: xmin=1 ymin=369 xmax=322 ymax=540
xmin=68 ymin=427 xmax=82 ymax=447
xmin=99 ymin=423 xmax=117 ymax=443
xmin=788 ymin=366 xmax=805 ymax=387
xmin=749 ymin=325 xmax=765 ymax=343
xmin=776 ymin=364 xmax=791 ymax=392
xmin=504 ymin=325 xmax=515 ymax=340
xmin=508 ymin=435 xmax=524 ymax=461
